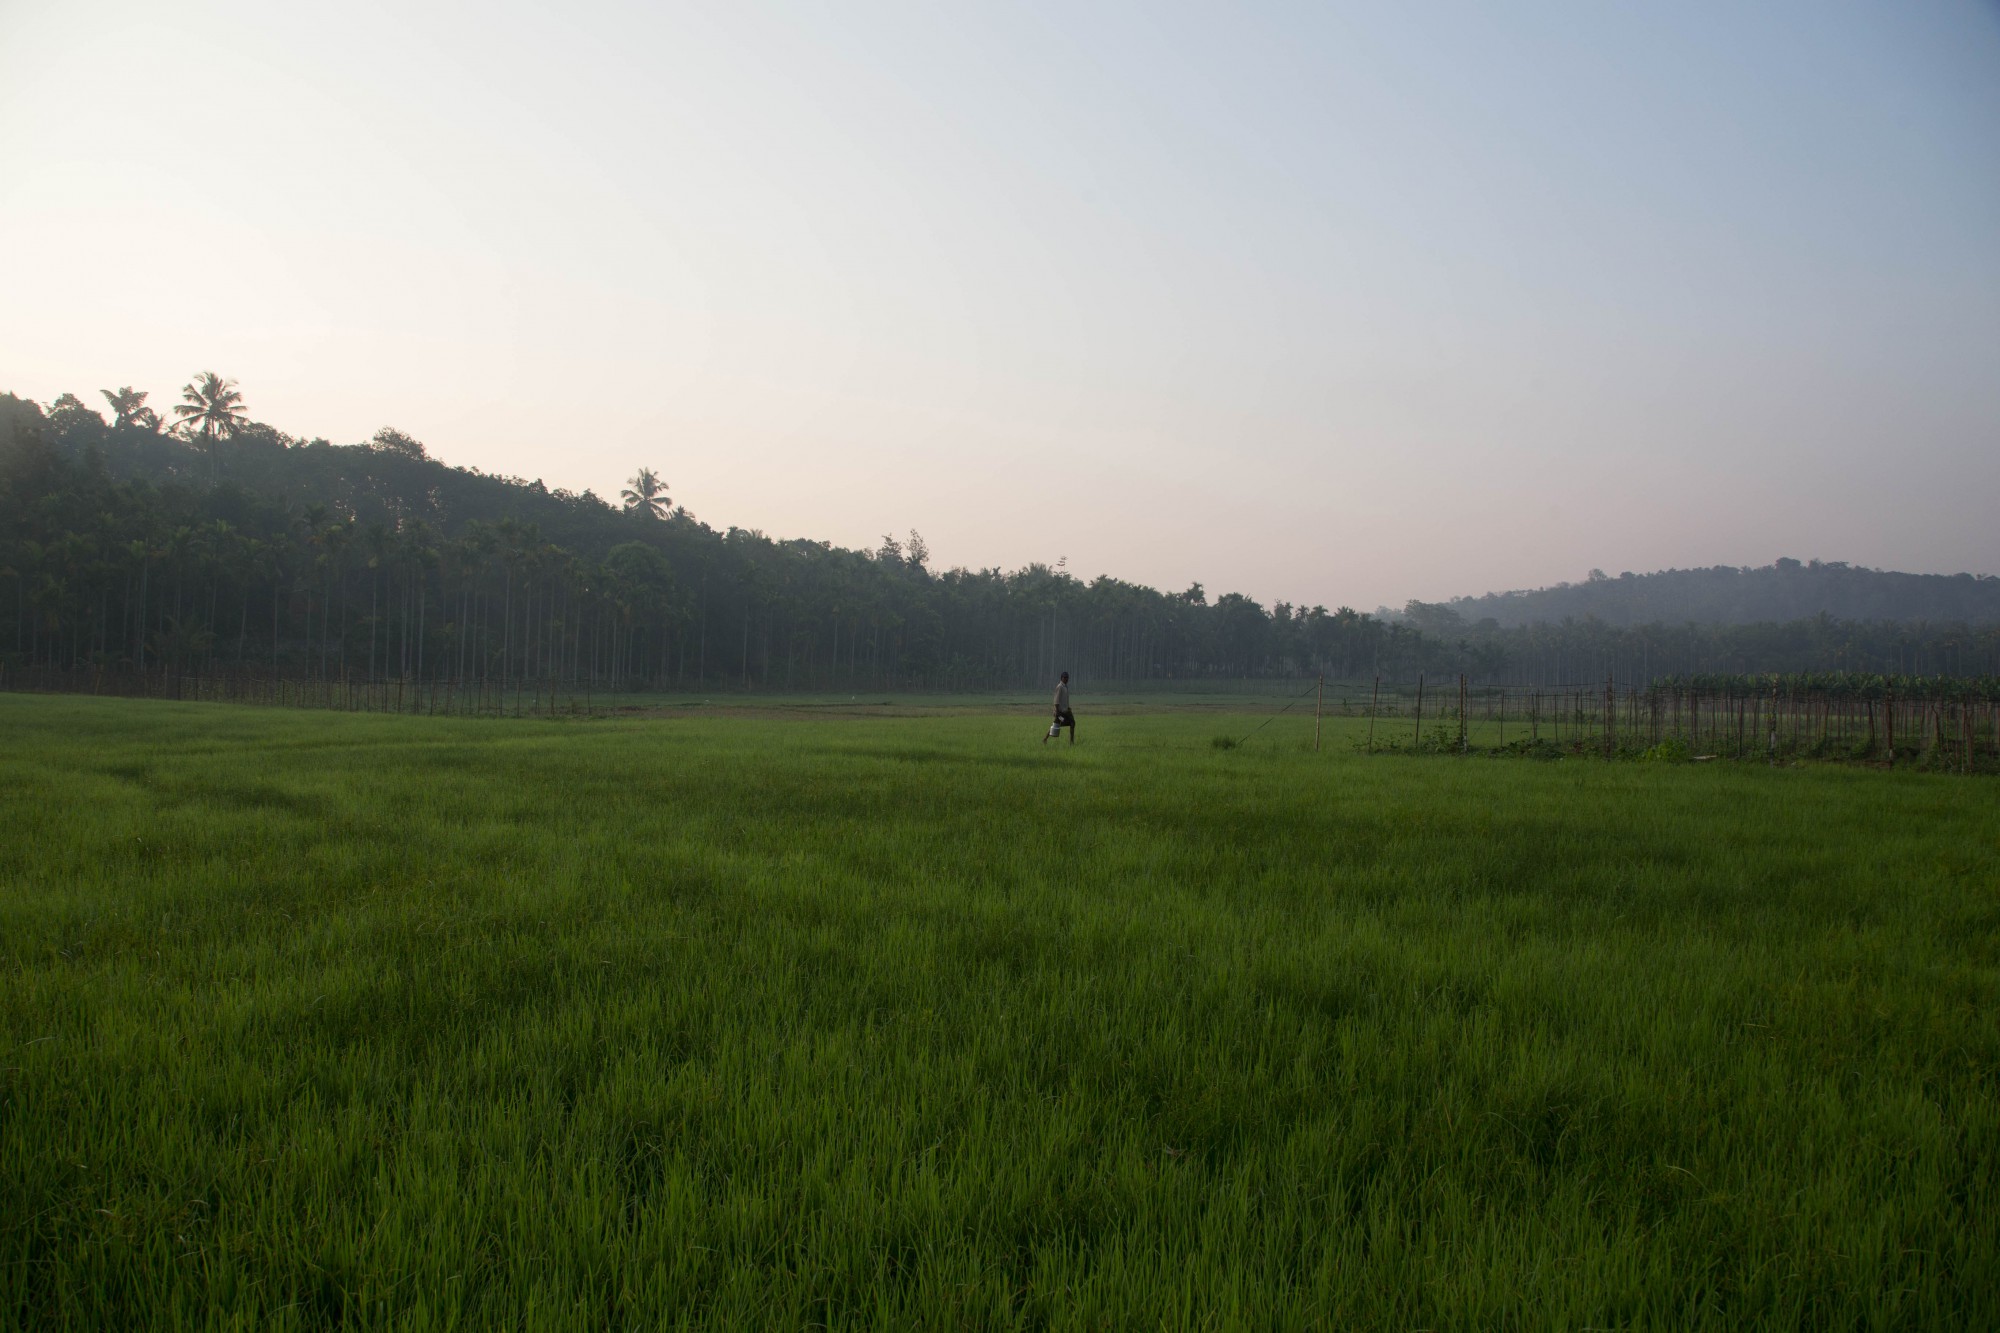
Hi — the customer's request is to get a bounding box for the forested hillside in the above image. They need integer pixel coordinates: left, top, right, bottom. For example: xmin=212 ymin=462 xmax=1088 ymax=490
xmin=1438 ymin=560 xmax=2000 ymax=628
xmin=5 ymin=386 xmax=1997 ymax=690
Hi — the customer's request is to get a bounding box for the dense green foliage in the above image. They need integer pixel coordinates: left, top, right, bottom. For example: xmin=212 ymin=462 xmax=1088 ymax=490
xmin=0 ymin=392 xmax=1439 ymax=689
xmin=3 ymin=695 xmax=1995 ymax=1327
xmin=1434 ymin=558 xmax=2000 ymax=629
xmin=6 ymin=389 xmax=1997 ymax=692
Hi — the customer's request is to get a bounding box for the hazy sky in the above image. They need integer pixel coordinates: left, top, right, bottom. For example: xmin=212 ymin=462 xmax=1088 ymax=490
xmin=4 ymin=1 xmax=1997 ymax=610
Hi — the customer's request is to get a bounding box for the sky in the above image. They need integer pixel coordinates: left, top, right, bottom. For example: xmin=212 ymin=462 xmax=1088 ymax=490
xmin=3 ymin=0 xmax=1997 ymax=611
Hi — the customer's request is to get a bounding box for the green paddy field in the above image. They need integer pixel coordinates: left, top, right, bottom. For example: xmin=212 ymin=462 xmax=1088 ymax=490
xmin=2 ymin=692 xmax=1995 ymax=1329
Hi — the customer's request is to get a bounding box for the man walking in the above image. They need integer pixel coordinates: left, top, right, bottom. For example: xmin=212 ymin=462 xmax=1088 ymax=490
xmin=1045 ymin=671 xmax=1076 ymax=745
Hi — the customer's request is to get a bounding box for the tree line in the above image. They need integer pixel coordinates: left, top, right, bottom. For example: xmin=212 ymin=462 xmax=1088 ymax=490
xmin=4 ymin=383 xmax=1997 ymax=695
xmin=1432 ymin=557 xmax=2000 ymax=628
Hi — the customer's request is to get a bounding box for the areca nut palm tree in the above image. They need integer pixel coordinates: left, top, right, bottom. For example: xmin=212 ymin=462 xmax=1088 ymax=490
xmin=621 ymin=467 xmax=671 ymax=519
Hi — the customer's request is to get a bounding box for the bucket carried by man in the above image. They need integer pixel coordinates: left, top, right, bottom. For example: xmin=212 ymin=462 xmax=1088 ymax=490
xmin=1044 ymin=671 xmax=1075 ymax=745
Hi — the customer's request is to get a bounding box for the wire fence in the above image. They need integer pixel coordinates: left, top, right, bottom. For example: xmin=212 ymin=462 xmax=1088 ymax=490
xmin=1331 ymin=673 xmax=1998 ymax=773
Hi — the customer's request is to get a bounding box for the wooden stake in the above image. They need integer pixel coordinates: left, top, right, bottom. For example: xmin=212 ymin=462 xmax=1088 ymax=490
xmin=1458 ymin=674 xmax=1468 ymax=753
xmin=1314 ymin=674 xmax=1323 ymax=752
xmin=1367 ymin=675 xmax=1379 ymax=753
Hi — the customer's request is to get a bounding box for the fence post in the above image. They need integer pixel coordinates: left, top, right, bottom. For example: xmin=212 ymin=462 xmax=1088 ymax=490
xmin=1458 ymin=674 xmax=1468 ymax=753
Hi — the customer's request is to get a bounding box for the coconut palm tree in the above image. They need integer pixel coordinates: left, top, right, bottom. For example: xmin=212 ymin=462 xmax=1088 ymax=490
xmin=173 ymin=373 xmax=248 ymax=476
xmin=621 ymin=467 xmax=671 ymax=519
xmin=100 ymin=387 xmax=158 ymax=431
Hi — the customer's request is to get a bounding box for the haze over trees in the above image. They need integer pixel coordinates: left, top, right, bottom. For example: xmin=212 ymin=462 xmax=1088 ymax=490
xmin=3 ymin=384 xmax=1996 ymax=693
xmin=1426 ymin=562 xmax=2000 ymax=629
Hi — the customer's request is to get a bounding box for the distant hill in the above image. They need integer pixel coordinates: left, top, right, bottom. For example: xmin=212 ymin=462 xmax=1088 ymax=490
xmin=1418 ymin=561 xmax=2000 ymax=629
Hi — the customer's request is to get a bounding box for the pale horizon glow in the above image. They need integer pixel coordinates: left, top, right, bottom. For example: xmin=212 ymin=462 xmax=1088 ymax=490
xmin=4 ymin=1 xmax=1997 ymax=611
